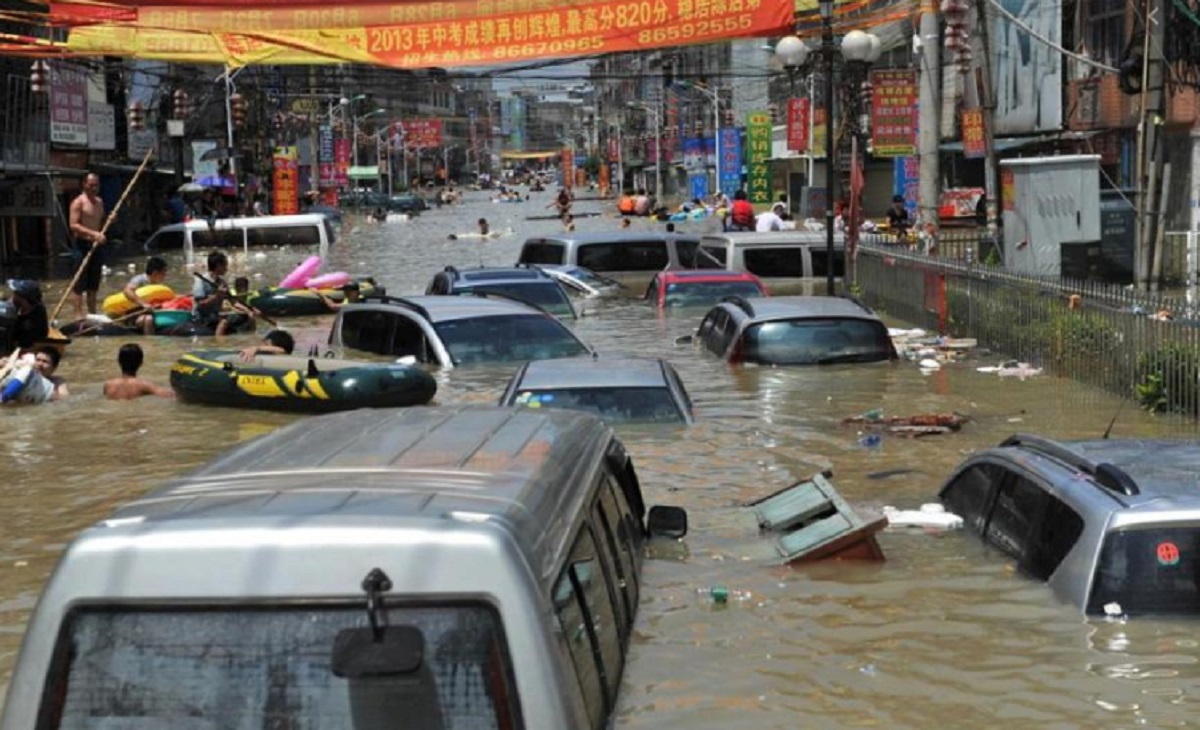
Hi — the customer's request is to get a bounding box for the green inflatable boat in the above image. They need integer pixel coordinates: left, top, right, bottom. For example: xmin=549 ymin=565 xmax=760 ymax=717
xmin=170 ymin=350 xmax=436 ymax=413
xmin=245 ymin=279 xmax=383 ymax=317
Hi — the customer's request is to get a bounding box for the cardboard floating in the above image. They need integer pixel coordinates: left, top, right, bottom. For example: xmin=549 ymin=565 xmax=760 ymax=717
xmin=747 ymin=471 xmax=886 ymax=563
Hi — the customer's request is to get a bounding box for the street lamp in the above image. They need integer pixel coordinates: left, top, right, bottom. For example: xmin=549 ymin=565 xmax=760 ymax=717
xmin=352 ymin=107 xmax=386 ymax=169
xmin=774 ymin=3 xmax=880 ymax=296
xmin=627 ymin=101 xmax=663 ymax=199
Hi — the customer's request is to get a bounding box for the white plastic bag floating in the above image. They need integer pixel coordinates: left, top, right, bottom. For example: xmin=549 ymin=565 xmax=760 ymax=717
xmin=882 ymin=503 xmax=963 ymax=530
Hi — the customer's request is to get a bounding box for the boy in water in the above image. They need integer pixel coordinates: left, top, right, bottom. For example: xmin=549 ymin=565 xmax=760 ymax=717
xmin=239 ymin=329 xmax=295 ymax=361
xmin=123 ymin=257 xmax=169 ymax=335
xmin=103 ymin=343 xmax=173 ymax=400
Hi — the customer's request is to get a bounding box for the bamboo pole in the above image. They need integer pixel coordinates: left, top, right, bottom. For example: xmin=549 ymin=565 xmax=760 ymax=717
xmin=50 ymin=146 xmax=156 ymax=322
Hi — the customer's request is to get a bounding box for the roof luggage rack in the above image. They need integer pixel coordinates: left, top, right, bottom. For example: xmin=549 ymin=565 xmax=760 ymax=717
xmin=359 ymin=294 xmax=430 ymax=320
xmin=720 ymin=295 xmax=756 ymax=317
xmin=1000 ymin=433 xmax=1139 ymax=496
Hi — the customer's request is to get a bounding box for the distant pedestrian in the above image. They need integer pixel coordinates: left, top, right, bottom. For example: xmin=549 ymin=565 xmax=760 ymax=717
xmin=886 ymin=195 xmax=911 ymax=238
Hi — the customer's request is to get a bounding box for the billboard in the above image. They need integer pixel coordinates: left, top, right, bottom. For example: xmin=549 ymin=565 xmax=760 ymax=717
xmin=49 ymin=62 xmax=88 ymax=146
xmin=980 ymin=0 xmax=1062 ymax=134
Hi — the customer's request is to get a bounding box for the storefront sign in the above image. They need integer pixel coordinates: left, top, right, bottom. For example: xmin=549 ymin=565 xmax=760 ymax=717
xmin=59 ymin=0 xmax=795 ymax=69
xmin=961 ymin=108 xmax=985 ymax=159
xmin=811 ymin=107 xmax=827 ymax=159
xmin=0 ymin=177 xmax=55 ymax=217
xmin=561 ymin=147 xmax=574 ymax=189
xmin=50 ymin=62 xmax=88 ymax=146
xmin=334 ymin=138 xmax=351 ymax=185
xmin=746 ymin=109 xmax=772 ymax=204
xmin=786 ymin=98 xmax=808 ymax=152
xmin=318 ymin=124 xmax=336 ymax=186
xmin=893 ymin=157 xmax=919 ymax=221
xmin=719 ymin=127 xmax=741 ymax=199
xmin=273 ymin=146 xmax=299 ymax=215
xmin=870 ymin=69 xmax=917 ymax=158
xmin=192 ymin=140 xmax=218 ymax=179
xmin=402 ymin=119 xmax=442 ymax=148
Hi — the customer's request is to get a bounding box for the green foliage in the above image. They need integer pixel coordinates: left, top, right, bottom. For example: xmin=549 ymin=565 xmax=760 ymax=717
xmin=1033 ymin=313 xmax=1123 ymax=364
xmin=1135 ymin=343 xmax=1200 ymax=414
xmin=982 ymin=246 xmax=1002 ymax=267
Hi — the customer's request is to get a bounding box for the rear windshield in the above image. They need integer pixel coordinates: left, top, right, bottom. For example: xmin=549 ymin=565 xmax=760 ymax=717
xmin=577 ymin=241 xmax=668 ymax=272
xmin=435 ymin=314 xmax=589 ymax=365
xmin=743 ymin=317 xmax=893 ymax=365
xmin=39 ymin=604 xmax=520 ymax=729
xmin=1089 ymin=527 xmax=1200 ymax=616
xmin=663 ymin=280 xmax=764 ymax=307
xmin=699 ymin=245 xmax=727 ymax=266
xmin=457 ymin=283 xmax=574 ymax=318
xmin=512 ymin=386 xmax=686 ymax=423
xmin=519 ymin=241 xmax=565 ymax=265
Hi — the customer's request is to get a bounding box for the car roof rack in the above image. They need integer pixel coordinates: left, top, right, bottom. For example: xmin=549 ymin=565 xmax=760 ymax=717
xmin=359 ymin=293 xmax=430 ymax=321
xmin=720 ymin=295 xmax=756 ymax=317
xmin=999 ymin=433 xmax=1139 ymax=496
xmin=462 ymin=289 xmax=552 ymax=316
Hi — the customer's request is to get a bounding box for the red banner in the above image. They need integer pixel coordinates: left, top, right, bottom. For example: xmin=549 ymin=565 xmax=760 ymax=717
xmin=272 ymin=146 xmax=299 ymax=215
xmin=57 ymin=0 xmax=794 ymax=69
xmin=961 ymin=108 xmax=985 ymax=160
xmin=786 ymin=97 xmax=808 ymax=152
xmin=334 ymin=138 xmax=350 ymax=186
xmin=561 ymin=148 xmax=574 ymax=190
xmin=870 ymin=69 xmax=917 ymax=158
xmin=402 ymin=119 xmax=442 ymax=148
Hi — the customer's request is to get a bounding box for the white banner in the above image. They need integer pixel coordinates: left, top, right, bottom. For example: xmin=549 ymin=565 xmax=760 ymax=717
xmin=87 ymin=102 xmax=116 ymax=150
xmin=983 ymin=0 xmax=1063 ymax=134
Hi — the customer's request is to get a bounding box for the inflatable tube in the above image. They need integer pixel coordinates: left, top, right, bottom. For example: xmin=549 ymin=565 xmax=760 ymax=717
xmin=153 ymin=309 xmax=192 ymax=328
xmin=102 ymin=284 xmax=176 ymax=316
xmin=279 ymin=256 xmax=322 ymax=288
xmin=304 ymin=271 xmax=351 ymax=289
xmin=668 ymin=211 xmax=688 ymax=222
xmin=169 ymin=350 xmax=438 ymax=413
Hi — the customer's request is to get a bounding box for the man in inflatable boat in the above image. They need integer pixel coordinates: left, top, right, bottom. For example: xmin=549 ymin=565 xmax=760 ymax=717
xmin=122 ymin=257 xmax=169 ymax=335
xmin=192 ymin=252 xmax=253 ymax=336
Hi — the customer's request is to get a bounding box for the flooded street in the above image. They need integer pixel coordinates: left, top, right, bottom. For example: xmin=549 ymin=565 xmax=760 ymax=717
xmin=2 ymin=189 xmax=1198 ymax=728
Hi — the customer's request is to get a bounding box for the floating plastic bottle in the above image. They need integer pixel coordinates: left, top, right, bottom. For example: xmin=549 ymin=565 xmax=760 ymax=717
xmin=858 ymin=433 xmax=883 ymax=448
xmin=696 ymin=586 xmax=753 ymax=606
xmin=863 ymin=408 xmax=884 ymax=422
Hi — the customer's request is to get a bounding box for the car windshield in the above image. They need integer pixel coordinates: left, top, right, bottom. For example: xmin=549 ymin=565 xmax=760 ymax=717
xmin=456 ymin=283 xmax=574 ymax=318
xmin=563 ymin=267 xmax=620 ymax=289
xmin=43 ymin=604 xmax=519 ymax=729
xmin=663 ymin=280 xmax=764 ymax=307
xmin=513 ymin=387 xmax=686 ymax=423
xmin=435 ymin=314 xmax=588 ymax=364
xmin=742 ymin=317 xmax=893 ymax=365
xmin=1089 ymin=526 xmax=1200 ymax=616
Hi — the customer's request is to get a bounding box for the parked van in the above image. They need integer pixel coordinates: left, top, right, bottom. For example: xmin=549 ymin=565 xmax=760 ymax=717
xmin=0 ymin=406 xmax=687 ymax=730
xmin=518 ymin=232 xmax=720 ymax=290
xmin=143 ymin=213 xmax=336 ymax=259
xmin=699 ymin=231 xmax=846 ymax=294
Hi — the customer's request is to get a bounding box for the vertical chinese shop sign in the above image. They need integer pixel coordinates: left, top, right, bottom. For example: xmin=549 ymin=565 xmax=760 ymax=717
xmin=719 ymin=127 xmax=742 ymax=199
xmin=786 ymin=98 xmax=808 ymax=152
xmin=961 ymin=108 xmax=986 ymax=159
xmin=870 ymin=69 xmax=917 ymax=158
xmin=273 ymin=146 xmax=299 ymax=215
xmin=746 ymin=110 xmax=772 ymax=205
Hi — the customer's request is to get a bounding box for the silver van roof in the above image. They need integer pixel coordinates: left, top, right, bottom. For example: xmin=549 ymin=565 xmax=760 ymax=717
xmin=523 ymin=231 xmax=700 ymax=245
xmin=107 ymin=406 xmax=614 ymax=567
xmin=155 ymin=213 xmax=332 ymax=232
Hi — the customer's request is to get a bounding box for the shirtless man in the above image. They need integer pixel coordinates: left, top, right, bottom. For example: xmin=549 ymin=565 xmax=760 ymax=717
xmin=68 ymin=173 xmax=107 ymax=319
xmin=103 ymin=343 xmax=173 ymax=400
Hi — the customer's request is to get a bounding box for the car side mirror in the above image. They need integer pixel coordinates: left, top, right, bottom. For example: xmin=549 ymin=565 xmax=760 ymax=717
xmin=647 ymin=505 xmax=687 ymax=538
xmin=674 ymin=334 xmax=694 ymax=346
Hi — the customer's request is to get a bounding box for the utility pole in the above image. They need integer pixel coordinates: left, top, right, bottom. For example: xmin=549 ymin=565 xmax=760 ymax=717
xmin=973 ymin=0 xmax=1001 ymax=249
xmin=917 ymin=0 xmax=941 ymax=236
xmin=1134 ymin=0 xmax=1167 ymax=290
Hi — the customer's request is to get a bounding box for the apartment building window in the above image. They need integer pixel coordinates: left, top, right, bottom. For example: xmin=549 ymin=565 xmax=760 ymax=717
xmin=1088 ymin=0 xmax=1126 ymax=68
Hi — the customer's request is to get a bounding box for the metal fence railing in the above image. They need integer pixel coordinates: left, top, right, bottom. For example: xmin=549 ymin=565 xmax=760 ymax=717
xmin=857 ymin=242 xmax=1200 ymax=420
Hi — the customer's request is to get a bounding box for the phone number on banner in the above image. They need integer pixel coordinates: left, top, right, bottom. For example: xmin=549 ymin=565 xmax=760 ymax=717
xmin=638 ymin=16 xmax=752 ymax=43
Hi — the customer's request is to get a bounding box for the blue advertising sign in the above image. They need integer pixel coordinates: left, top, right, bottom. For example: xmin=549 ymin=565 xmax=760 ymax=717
xmin=893 ymin=157 xmax=919 ymax=220
xmin=719 ymin=127 xmax=741 ymax=198
xmin=690 ymin=174 xmax=709 ymax=201
xmin=682 ymin=137 xmax=705 ymax=174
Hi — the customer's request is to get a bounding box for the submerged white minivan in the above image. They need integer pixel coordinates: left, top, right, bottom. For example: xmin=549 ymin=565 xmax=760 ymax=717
xmin=0 ymin=406 xmax=687 ymax=730
xmin=698 ymin=231 xmax=846 ymax=294
xmin=143 ymin=213 xmax=336 ymax=260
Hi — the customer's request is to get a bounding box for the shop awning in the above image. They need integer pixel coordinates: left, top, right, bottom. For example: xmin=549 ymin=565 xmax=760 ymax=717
xmin=939 ymin=131 xmax=1098 ymax=154
xmin=499 ymin=151 xmax=561 ymax=159
xmin=348 ymin=166 xmax=379 ymax=178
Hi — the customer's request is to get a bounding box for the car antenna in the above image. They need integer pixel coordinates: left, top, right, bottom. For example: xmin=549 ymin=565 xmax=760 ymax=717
xmin=1101 ymin=399 xmax=1125 ymax=440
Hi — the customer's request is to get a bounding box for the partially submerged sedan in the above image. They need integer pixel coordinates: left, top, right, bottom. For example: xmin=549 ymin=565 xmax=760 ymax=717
xmin=330 ymin=294 xmax=590 ymax=368
xmin=940 ymin=433 xmax=1200 ymax=617
xmin=500 ymin=356 xmax=694 ymax=424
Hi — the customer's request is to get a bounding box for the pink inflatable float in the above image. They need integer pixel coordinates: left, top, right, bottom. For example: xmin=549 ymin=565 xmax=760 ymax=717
xmin=305 ymin=271 xmax=351 ymax=289
xmin=279 ymin=256 xmax=322 ymax=288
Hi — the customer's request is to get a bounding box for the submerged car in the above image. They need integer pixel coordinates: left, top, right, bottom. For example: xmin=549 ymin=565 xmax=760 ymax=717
xmin=693 ymin=295 xmax=896 ymax=366
xmin=329 ymin=294 xmax=590 ymax=368
xmin=426 ymin=265 xmax=577 ymax=319
xmin=644 ymin=270 xmax=768 ymax=309
xmin=0 ymin=406 xmax=688 ymax=729
xmin=535 ymin=264 xmax=624 ymax=298
xmin=940 ymin=434 xmax=1200 ymax=617
xmin=500 ymin=356 xmax=694 ymax=424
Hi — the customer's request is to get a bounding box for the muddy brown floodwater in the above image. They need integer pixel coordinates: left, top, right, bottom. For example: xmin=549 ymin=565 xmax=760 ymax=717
xmin=2 ymin=190 xmax=1197 ymax=728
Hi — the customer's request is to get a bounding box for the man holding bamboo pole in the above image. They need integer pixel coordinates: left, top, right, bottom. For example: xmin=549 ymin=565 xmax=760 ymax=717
xmin=67 ymin=173 xmax=107 ymax=319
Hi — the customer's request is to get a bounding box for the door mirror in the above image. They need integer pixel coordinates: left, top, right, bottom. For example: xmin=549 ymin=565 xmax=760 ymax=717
xmin=647 ymin=505 xmax=688 ymax=538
